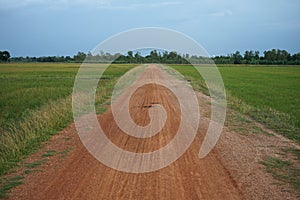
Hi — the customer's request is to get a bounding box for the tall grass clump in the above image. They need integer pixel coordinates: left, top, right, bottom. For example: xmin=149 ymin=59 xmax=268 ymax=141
xmin=0 ymin=97 xmax=72 ymax=175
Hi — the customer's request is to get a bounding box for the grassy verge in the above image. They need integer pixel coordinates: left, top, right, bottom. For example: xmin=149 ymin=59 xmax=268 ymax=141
xmin=259 ymin=156 xmax=300 ymax=192
xmin=0 ymin=97 xmax=73 ymax=175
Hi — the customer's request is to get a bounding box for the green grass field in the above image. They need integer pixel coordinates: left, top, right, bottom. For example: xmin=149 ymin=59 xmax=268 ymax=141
xmin=0 ymin=63 xmax=77 ymax=129
xmin=0 ymin=62 xmax=299 ymax=198
xmin=0 ymin=63 xmax=299 ymax=197
xmin=219 ymin=66 xmax=299 ymax=126
xmin=171 ymin=65 xmax=300 ymax=143
xmin=0 ymin=63 xmax=134 ymax=175
xmin=0 ymin=63 xmax=299 ymax=176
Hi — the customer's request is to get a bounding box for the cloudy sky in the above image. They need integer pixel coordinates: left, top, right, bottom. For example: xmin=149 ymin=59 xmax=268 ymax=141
xmin=0 ymin=0 xmax=299 ymax=57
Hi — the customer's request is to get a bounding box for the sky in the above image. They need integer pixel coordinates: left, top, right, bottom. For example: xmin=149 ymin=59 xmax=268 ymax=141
xmin=0 ymin=0 xmax=299 ymax=57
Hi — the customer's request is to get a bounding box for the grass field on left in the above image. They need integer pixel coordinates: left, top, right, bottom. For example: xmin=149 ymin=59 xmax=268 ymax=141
xmin=0 ymin=63 xmax=135 ymax=177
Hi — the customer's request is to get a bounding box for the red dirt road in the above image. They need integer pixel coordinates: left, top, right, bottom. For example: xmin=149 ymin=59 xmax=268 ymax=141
xmin=9 ymin=65 xmax=243 ymax=199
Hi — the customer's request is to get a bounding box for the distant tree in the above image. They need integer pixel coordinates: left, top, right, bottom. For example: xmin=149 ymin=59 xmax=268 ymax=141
xmin=244 ymin=50 xmax=253 ymax=63
xmin=291 ymin=53 xmax=300 ymax=64
xmin=184 ymin=53 xmax=190 ymax=59
xmin=86 ymin=51 xmax=93 ymax=57
xmin=65 ymin=56 xmax=72 ymax=62
xmin=277 ymin=49 xmax=290 ymax=63
xmin=292 ymin=53 xmax=300 ymax=61
xmin=167 ymin=51 xmax=179 ymax=64
xmin=233 ymin=51 xmax=243 ymax=64
xmin=213 ymin=55 xmax=233 ymax=64
xmin=127 ymin=51 xmax=133 ymax=58
xmin=243 ymin=50 xmax=261 ymax=64
xmin=127 ymin=51 xmax=134 ymax=63
xmin=73 ymin=52 xmax=86 ymax=62
xmin=254 ymin=51 xmax=260 ymax=60
xmin=263 ymin=49 xmax=291 ymax=64
xmin=149 ymin=50 xmax=159 ymax=63
xmin=264 ymin=49 xmax=277 ymax=63
xmin=134 ymin=52 xmax=142 ymax=63
xmin=112 ymin=53 xmax=122 ymax=61
xmin=114 ymin=54 xmax=127 ymax=64
xmin=161 ymin=51 xmax=169 ymax=63
xmin=0 ymin=51 xmax=10 ymax=62
xmin=104 ymin=52 xmax=113 ymax=62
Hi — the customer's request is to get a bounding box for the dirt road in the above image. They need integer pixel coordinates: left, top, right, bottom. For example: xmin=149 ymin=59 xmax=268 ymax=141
xmin=10 ymin=64 xmax=244 ymax=199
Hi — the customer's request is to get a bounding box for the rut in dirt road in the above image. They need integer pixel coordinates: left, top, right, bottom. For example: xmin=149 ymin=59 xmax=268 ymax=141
xmin=10 ymin=64 xmax=242 ymax=200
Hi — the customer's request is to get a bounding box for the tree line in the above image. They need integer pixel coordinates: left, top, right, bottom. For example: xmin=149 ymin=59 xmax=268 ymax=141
xmin=214 ymin=49 xmax=300 ymax=65
xmin=2 ymin=49 xmax=300 ymax=65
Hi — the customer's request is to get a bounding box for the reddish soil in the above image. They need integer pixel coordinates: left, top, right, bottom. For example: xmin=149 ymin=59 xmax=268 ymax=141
xmin=7 ymin=64 xmax=299 ymax=200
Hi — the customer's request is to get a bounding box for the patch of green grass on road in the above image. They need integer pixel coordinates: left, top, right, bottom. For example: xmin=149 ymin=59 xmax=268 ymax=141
xmin=0 ymin=175 xmax=24 ymax=198
xmin=40 ymin=150 xmax=56 ymax=158
xmin=259 ymin=157 xmax=300 ymax=191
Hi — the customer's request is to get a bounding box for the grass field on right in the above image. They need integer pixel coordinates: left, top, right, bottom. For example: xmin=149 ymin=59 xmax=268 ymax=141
xmin=171 ymin=65 xmax=300 ymax=143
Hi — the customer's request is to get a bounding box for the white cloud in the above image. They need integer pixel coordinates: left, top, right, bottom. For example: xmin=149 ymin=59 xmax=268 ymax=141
xmin=209 ymin=9 xmax=233 ymax=17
